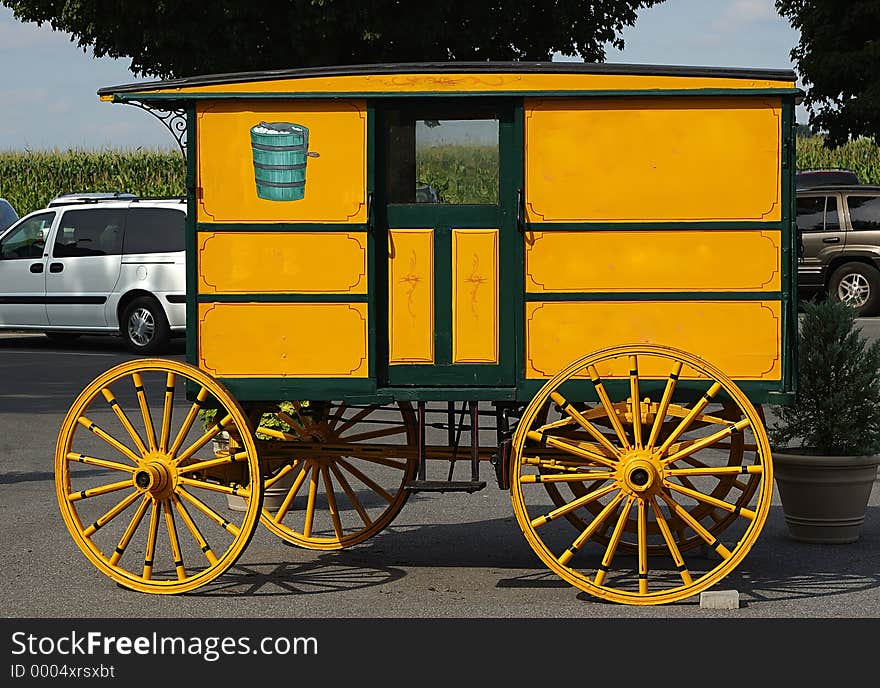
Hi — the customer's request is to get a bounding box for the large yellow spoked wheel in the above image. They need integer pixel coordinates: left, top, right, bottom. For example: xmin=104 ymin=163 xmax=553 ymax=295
xmin=55 ymin=359 xmax=263 ymax=594
xmin=510 ymin=344 xmax=773 ymax=605
xmin=248 ymin=401 xmax=419 ymax=550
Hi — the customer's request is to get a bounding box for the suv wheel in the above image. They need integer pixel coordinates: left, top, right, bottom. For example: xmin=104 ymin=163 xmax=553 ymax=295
xmin=829 ymin=263 xmax=880 ymax=316
xmin=121 ymin=296 xmax=171 ymax=354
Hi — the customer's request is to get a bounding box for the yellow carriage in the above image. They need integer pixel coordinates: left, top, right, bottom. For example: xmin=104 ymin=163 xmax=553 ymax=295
xmin=55 ymin=62 xmax=800 ymax=605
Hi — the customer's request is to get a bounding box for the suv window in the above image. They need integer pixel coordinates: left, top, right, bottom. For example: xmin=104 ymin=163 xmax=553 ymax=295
xmin=122 ymin=208 xmax=185 ymax=254
xmin=0 ymin=212 xmax=54 ymax=259
xmin=846 ymin=195 xmax=880 ymax=230
xmin=53 ymin=208 xmax=126 ymax=257
xmin=796 ymin=195 xmax=840 ymax=232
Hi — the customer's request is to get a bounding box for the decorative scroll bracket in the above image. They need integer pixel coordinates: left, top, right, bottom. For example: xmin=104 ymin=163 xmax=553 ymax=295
xmin=124 ymin=100 xmax=187 ymax=159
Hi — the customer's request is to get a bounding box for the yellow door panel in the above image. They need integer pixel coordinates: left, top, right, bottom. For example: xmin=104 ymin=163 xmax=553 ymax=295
xmin=198 ymin=303 xmax=368 ymax=378
xmin=196 ymin=100 xmax=366 ymax=223
xmin=525 ymin=97 xmax=781 ymax=223
xmin=525 ymin=300 xmax=781 ymax=380
xmin=198 ymin=231 xmax=367 ymax=294
xmin=525 ymin=230 xmax=781 ymax=293
xmin=388 ymin=229 xmax=434 ymax=364
xmin=452 ymin=229 xmax=499 ymax=363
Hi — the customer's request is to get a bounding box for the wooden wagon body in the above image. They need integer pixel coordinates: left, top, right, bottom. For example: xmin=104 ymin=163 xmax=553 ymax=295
xmin=55 ymin=62 xmax=801 ymax=605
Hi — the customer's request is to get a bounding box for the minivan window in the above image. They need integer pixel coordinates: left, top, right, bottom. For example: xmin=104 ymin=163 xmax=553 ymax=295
xmin=53 ymin=208 xmax=126 ymax=257
xmin=796 ymin=195 xmax=839 ymax=232
xmin=846 ymin=196 xmax=880 ymax=230
xmin=0 ymin=212 xmax=54 ymax=259
xmin=122 ymin=208 xmax=185 ymax=254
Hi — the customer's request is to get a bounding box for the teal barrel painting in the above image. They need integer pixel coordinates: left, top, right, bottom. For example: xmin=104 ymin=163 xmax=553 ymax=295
xmin=250 ymin=121 xmax=317 ymax=201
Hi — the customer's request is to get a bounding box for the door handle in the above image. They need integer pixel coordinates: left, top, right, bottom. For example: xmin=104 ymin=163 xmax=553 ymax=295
xmin=822 ymin=237 xmax=841 ymax=244
xmin=29 ymin=263 xmax=44 ymax=273
xmin=49 ymin=262 xmax=64 ymax=273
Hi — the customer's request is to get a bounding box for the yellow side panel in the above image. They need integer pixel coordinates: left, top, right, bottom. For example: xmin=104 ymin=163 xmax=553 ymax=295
xmin=198 ymin=232 xmax=367 ymax=294
xmin=452 ymin=229 xmax=499 ymax=363
xmin=149 ymin=73 xmax=794 ymax=95
xmin=198 ymin=303 xmax=368 ymax=378
xmin=525 ymin=97 xmax=781 ymax=223
xmin=525 ymin=301 xmax=781 ymax=380
xmin=389 ymin=229 xmax=434 ymax=364
xmin=196 ymin=100 xmax=366 ymax=223
xmin=525 ymin=230 xmax=781 ymax=293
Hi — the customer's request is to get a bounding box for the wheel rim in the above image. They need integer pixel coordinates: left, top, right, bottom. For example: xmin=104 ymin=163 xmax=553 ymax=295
xmin=128 ymin=307 xmax=155 ymax=346
xmin=250 ymin=401 xmax=418 ymax=550
xmin=837 ymin=273 xmax=870 ymax=308
xmin=510 ymin=344 xmax=772 ymax=605
xmin=55 ymin=359 xmax=263 ymax=594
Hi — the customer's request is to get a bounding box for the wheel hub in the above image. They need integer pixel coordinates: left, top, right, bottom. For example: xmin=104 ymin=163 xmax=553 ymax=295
xmin=133 ymin=454 xmax=176 ymax=499
xmin=618 ymin=451 xmax=661 ymax=495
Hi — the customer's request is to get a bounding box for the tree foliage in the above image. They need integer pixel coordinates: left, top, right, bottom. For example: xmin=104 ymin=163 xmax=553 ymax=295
xmin=2 ymin=1 xmax=665 ymax=80
xmin=776 ymin=0 xmax=880 ymax=147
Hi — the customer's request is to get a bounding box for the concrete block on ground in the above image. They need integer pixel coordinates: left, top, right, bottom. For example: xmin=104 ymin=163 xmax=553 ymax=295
xmin=700 ymin=590 xmax=740 ymax=610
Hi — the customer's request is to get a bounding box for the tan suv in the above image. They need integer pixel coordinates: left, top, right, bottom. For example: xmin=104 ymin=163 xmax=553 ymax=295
xmin=796 ymin=184 xmax=880 ymax=316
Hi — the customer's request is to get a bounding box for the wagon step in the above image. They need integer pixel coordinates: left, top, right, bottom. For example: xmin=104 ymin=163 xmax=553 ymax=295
xmin=404 ymin=480 xmax=486 ymax=493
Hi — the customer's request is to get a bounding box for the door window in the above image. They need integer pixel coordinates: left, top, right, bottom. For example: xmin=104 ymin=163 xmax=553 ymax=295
xmin=53 ymin=208 xmax=126 ymax=258
xmin=0 ymin=212 xmax=54 ymax=259
xmin=796 ymin=195 xmax=839 ymax=232
xmin=846 ymin=195 xmax=880 ymax=230
xmin=122 ymin=208 xmax=185 ymax=254
xmin=385 ymin=109 xmax=499 ymax=204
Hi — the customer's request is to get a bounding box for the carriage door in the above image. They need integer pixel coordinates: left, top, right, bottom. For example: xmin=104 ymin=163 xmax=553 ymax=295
xmin=376 ymin=100 xmax=517 ymax=387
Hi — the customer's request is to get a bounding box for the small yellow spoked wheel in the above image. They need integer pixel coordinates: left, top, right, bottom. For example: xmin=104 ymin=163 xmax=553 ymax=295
xmin=55 ymin=359 xmax=263 ymax=594
xmin=510 ymin=344 xmax=773 ymax=605
xmin=249 ymin=401 xmax=419 ymax=550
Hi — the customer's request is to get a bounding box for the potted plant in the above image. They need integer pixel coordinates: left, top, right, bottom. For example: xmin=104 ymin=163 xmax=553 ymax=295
xmin=767 ymin=297 xmax=880 ymax=543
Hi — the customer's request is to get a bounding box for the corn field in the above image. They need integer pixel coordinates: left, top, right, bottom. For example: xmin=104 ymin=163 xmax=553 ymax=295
xmin=1 ymin=135 xmax=878 ymax=217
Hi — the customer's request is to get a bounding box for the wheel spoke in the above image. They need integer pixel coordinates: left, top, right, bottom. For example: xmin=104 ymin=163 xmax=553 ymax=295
xmin=657 ymin=491 xmax=733 ymax=558
xmin=336 ymin=405 xmax=378 ymax=436
xmin=76 ymin=416 xmax=142 ymax=465
xmin=162 ymin=500 xmax=186 ymax=581
xmin=67 ymin=452 xmax=135 ymax=473
xmin=101 ymin=388 xmax=148 ymax=456
xmin=178 ymin=476 xmax=247 ymax=498
xmin=273 ymin=461 xmax=312 ymax=523
xmin=629 ymin=355 xmax=642 ymax=449
xmin=174 ymin=415 xmax=234 ymax=464
xmin=329 ymin=464 xmax=373 ymax=527
xmin=656 ymin=381 xmax=722 ymax=455
xmin=665 ymin=464 xmax=763 ymax=478
xmin=661 ymin=418 xmax=752 ymax=466
xmin=549 ymin=392 xmax=622 ymax=457
xmin=520 ymin=470 xmax=615 ymax=484
xmin=592 ymin=495 xmax=635 ymax=585
xmin=336 ymin=459 xmax=394 ymax=503
xmin=177 ymin=488 xmax=241 ymax=537
xmin=158 ymin=372 xmax=176 ymax=454
xmin=67 ymin=479 xmax=133 ymax=502
xmin=637 ymin=498 xmax=648 ymax=594
xmin=82 ymin=489 xmax=141 ymax=538
xmin=327 ymin=402 xmax=347 ymax=431
xmin=177 ymin=450 xmax=250 ymax=476
xmin=142 ymin=499 xmax=161 ymax=580
xmin=522 ymin=456 xmax=599 ymax=472
xmin=132 ymin=372 xmax=158 ymax=452
xmin=558 ymin=492 xmax=627 ymax=566
xmin=531 ymin=483 xmax=618 ymax=529
xmin=172 ymin=495 xmax=218 ymax=565
xmin=663 ymin=482 xmax=757 ymax=521
xmin=303 ymin=466 xmax=320 ymax=539
xmin=587 ymin=364 xmax=631 ymax=451
xmin=321 ymin=467 xmax=344 ymax=539
xmin=168 ymin=387 xmax=211 ymax=458
xmin=343 ymin=453 xmax=409 ymax=471
xmin=525 ymin=431 xmax=617 ymax=469
xmin=264 ymin=460 xmax=300 ymax=489
xmin=109 ymin=495 xmax=151 ymax=565
xmin=650 ymin=498 xmax=693 ymax=585
xmin=341 ymin=426 xmax=409 ymax=443
xmin=646 ymin=361 xmax=682 ymax=450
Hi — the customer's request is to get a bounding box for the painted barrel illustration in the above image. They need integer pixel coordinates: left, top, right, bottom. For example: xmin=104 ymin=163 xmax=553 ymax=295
xmin=250 ymin=121 xmax=317 ymax=201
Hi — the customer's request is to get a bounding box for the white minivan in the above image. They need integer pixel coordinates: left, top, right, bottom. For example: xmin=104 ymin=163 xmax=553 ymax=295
xmin=0 ymin=197 xmax=186 ymax=353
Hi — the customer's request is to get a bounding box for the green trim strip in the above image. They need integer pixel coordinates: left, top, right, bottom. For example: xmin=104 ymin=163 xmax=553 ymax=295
xmin=197 ymin=294 xmax=368 ymax=303
xmin=524 ymin=221 xmax=781 ymax=231
xmin=115 ymin=88 xmax=800 ymax=102
xmin=523 ymin=292 xmax=783 ymax=301
xmin=196 ymin=222 xmax=367 ymax=232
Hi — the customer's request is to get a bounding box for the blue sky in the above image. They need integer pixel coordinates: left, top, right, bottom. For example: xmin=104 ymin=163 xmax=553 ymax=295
xmin=0 ymin=0 xmax=804 ymax=151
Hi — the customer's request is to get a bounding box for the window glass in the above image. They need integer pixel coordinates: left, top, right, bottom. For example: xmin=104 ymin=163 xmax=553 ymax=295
xmin=825 ymin=195 xmax=840 ymax=230
xmin=53 ymin=208 xmax=125 ymax=257
xmin=795 ymin=197 xmax=826 ymax=232
xmin=0 ymin=212 xmax=54 ymax=259
xmin=386 ymin=111 xmax=499 ymax=204
xmin=122 ymin=208 xmax=185 ymax=254
xmin=847 ymin=196 xmax=880 ymax=230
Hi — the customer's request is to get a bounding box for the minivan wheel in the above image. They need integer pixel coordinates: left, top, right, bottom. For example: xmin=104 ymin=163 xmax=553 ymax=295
xmin=828 ymin=263 xmax=880 ymax=316
xmin=121 ymin=296 xmax=171 ymax=354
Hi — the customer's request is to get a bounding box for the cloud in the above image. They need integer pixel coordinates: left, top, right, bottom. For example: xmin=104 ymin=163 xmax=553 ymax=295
xmin=713 ymin=0 xmax=777 ymax=32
